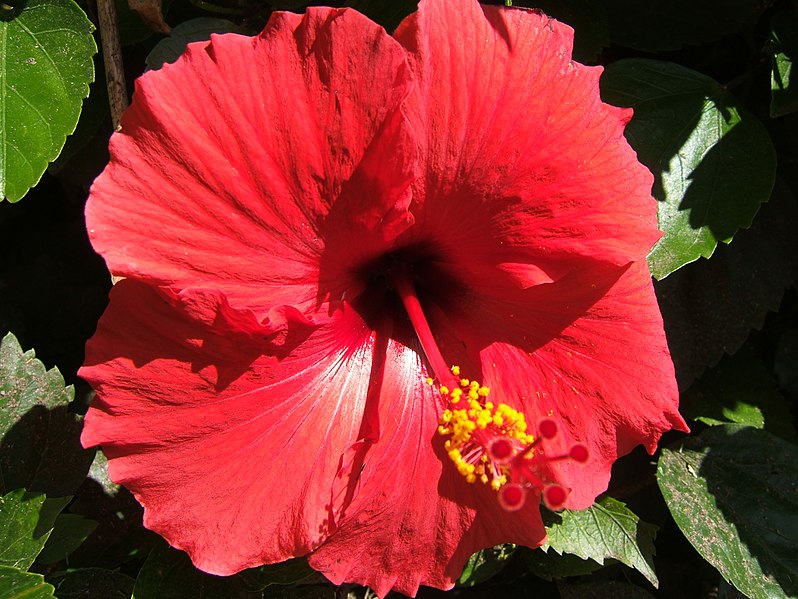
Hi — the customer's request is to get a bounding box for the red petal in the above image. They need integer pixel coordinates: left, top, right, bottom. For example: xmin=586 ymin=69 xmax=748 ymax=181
xmin=395 ymin=0 xmax=659 ymax=279
xmin=87 ymin=7 xmax=414 ymax=315
xmin=435 ymin=261 xmax=686 ymax=509
xmin=80 ymin=280 xmax=376 ymax=574
xmin=308 ymin=339 xmax=546 ymax=597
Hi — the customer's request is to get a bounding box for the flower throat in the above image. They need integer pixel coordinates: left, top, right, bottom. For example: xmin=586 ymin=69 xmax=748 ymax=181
xmin=389 ymin=267 xmax=588 ymax=512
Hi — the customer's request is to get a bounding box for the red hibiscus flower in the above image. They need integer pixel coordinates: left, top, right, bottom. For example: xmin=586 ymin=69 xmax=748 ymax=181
xmin=80 ymin=0 xmax=687 ymax=596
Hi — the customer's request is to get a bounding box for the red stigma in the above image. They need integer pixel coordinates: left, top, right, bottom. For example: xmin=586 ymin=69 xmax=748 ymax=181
xmin=538 ymin=419 xmax=558 ymax=439
xmin=489 ymin=438 xmax=515 ymax=463
xmin=570 ymin=444 xmax=589 ymax=462
xmin=498 ymin=483 xmax=527 ymax=511
xmin=543 ymin=484 xmax=568 ymax=510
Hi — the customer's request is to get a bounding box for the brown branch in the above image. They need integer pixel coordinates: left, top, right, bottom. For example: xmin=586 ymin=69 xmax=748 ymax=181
xmin=96 ymin=0 xmax=128 ymax=130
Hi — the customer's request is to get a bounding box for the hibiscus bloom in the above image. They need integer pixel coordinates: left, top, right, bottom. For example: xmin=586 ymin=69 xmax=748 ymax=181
xmin=80 ymin=0 xmax=686 ymax=596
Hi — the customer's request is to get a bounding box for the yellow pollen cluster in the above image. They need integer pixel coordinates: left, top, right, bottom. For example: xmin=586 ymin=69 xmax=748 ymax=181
xmin=433 ymin=367 xmax=534 ymax=490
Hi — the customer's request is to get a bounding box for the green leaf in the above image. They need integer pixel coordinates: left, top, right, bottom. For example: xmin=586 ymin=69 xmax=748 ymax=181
xmin=83 ymin=450 xmax=120 ymax=498
xmin=132 ymin=543 xmax=241 ymax=599
xmin=602 ymin=0 xmax=765 ymax=51
xmin=0 ymin=565 xmax=54 ymax=599
xmin=654 ymin=178 xmax=798 ymax=386
xmin=233 ymin=559 xmax=317 ymax=590
xmin=0 ymin=332 xmax=94 ymax=496
xmin=522 ymin=546 xmax=604 ymax=581
xmin=771 ymin=10 xmax=798 ymax=118
xmin=48 ymin=76 xmax=110 ymax=177
xmin=51 ymin=567 xmax=134 ymax=599
xmin=37 ymin=514 xmax=98 ymax=565
xmin=601 ymin=59 xmax=776 ymax=280
xmin=682 ymin=347 xmax=798 ymax=442
xmin=457 ymin=544 xmax=516 ymax=587
xmin=657 ymin=426 xmax=798 ymax=598
xmin=145 ymin=18 xmax=241 ymax=70
xmin=542 ymin=497 xmax=659 ymax=587
xmin=64 ymin=450 xmax=156 ymax=570
xmin=0 ymin=330 xmax=74 ymax=419
xmin=0 ymin=0 xmax=96 ymax=202
xmin=0 ymin=490 xmax=68 ymax=570
xmin=132 ymin=543 xmax=319 ymax=599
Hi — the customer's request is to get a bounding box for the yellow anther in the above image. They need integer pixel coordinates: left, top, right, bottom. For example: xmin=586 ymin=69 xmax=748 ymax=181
xmin=434 ymin=370 xmax=538 ymax=494
xmin=426 ymin=377 xmax=434 ymax=385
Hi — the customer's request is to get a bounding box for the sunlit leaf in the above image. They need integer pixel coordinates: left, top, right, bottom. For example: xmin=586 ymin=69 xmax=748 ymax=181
xmin=655 ymin=178 xmax=798 ymax=387
xmin=542 ymin=497 xmax=659 ymax=587
xmin=0 ymin=490 xmax=68 ymax=570
xmin=658 ymin=426 xmax=798 ymax=599
xmin=771 ymin=10 xmax=798 ymax=118
xmin=0 ymin=0 xmax=96 ymax=202
xmin=0 ymin=565 xmax=54 ymax=598
xmin=0 ymin=332 xmax=93 ymax=497
xmin=601 ymin=59 xmax=776 ymax=279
